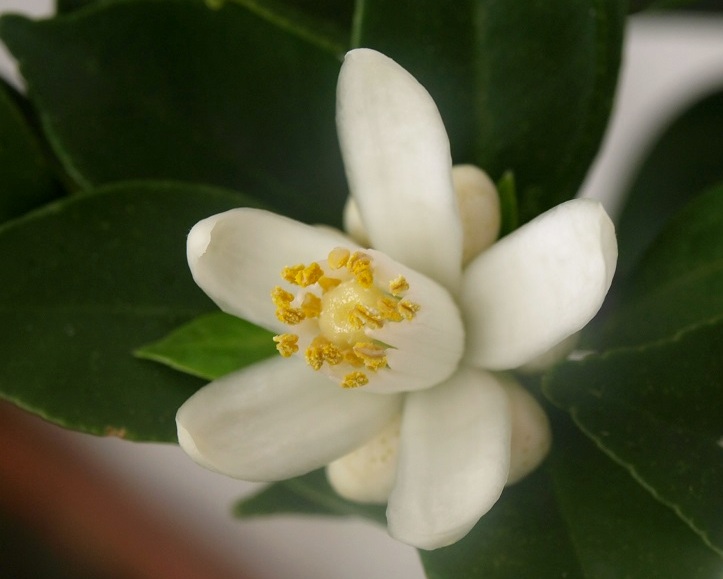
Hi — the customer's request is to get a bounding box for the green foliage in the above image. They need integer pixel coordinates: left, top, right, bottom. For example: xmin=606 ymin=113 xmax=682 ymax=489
xmin=615 ymin=90 xmax=723 ymax=280
xmin=0 ymin=181 xmax=254 ymax=441
xmin=135 ymin=312 xmax=275 ymax=380
xmin=0 ymin=83 xmax=62 ymax=222
xmin=602 ymin=185 xmax=723 ymax=348
xmin=547 ymin=418 xmax=723 ymax=578
xmin=1 ymin=0 xmax=347 ymax=226
xmin=546 ymin=319 xmax=723 ymax=556
xmin=355 ymin=0 xmax=626 ymax=225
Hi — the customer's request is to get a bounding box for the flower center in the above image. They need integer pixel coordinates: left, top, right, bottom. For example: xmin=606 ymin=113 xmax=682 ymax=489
xmin=271 ymin=248 xmax=419 ymax=389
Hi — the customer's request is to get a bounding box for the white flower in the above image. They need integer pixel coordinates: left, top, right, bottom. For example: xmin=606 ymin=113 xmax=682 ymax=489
xmin=176 ymin=49 xmax=617 ymax=550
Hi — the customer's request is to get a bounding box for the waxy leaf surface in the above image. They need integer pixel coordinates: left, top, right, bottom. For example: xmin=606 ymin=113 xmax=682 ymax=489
xmin=0 ymin=181 xmax=254 ymax=441
xmin=136 ymin=312 xmax=275 ymax=381
xmin=546 ymin=319 xmax=723 ymax=556
xmin=1 ymin=0 xmax=346 ymax=225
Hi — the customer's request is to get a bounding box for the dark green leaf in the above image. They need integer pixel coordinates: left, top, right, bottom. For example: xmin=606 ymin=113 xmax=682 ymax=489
xmin=56 ymin=0 xmax=98 ymax=12
xmin=496 ymin=170 xmax=518 ymax=237
xmin=234 ymin=469 xmax=387 ymax=524
xmin=420 ymin=467 xmax=584 ymax=579
xmin=545 ymin=319 xmax=723 ymax=556
xmin=634 ymin=0 xmax=723 ymax=11
xmin=0 ymin=180 xmax=254 ymax=441
xmin=615 ymin=90 xmax=723 ymax=280
xmin=548 ymin=417 xmax=723 ymax=578
xmin=355 ymin=0 xmax=625 ymax=224
xmin=135 ymin=311 xmax=275 ymax=380
xmin=603 ymin=185 xmax=723 ymax=348
xmin=0 ymin=82 xmax=62 ymax=222
xmin=1 ymin=0 xmax=347 ymax=225
xmin=221 ymin=0 xmax=353 ymax=54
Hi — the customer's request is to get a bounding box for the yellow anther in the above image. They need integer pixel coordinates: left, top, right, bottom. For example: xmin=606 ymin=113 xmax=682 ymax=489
xmin=300 ymin=293 xmax=322 ymax=318
xmin=317 ymin=276 xmax=342 ymax=293
xmin=327 ymin=247 xmax=350 ymax=270
xmin=276 ymin=305 xmax=305 ymax=325
xmin=353 ymin=262 xmax=374 ymax=288
xmin=378 ymin=297 xmax=404 ymax=322
xmin=282 ymin=264 xmax=305 ymax=285
xmin=273 ymin=334 xmax=299 ymax=357
xmin=389 ymin=275 xmax=409 ymax=296
xmin=295 ymin=262 xmax=324 ymax=287
xmin=342 ymin=371 xmax=369 ymax=389
xmin=349 ymin=304 xmax=384 ymax=330
xmin=347 ymin=251 xmax=371 ymax=275
xmin=271 ymin=286 xmax=295 ymax=307
xmin=305 ymin=337 xmax=342 ymax=370
xmin=398 ymin=299 xmax=421 ymax=320
xmin=273 ymin=254 xmax=417 ymax=390
xmin=346 ymin=251 xmax=374 ymax=288
xmin=353 ymin=342 xmax=388 ymax=371
xmin=341 ymin=347 xmax=365 ymax=367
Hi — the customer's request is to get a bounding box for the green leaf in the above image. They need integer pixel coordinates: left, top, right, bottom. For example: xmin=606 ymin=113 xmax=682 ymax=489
xmin=1 ymin=0 xmax=347 ymax=225
xmin=354 ymin=0 xmax=625 ymax=224
xmin=615 ymin=90 xmax=723 ymax=281
xmin=548 ymin=417 xmax=723 ymax=578
xmin=0 ymin=180 xmax=255 ymax=441
xmin=420 ymin=467 xmax=584 ymax=579
xmin=135 ymin=311 xmax=275 ymax=380
xmin=602 ymin=184 xmax=723 ymax=348
xmin=221 ymin=0 xmax=353 ymax=54
xmin=545 ymin=319 xmax=723 ymax=556
xmin=0 ymin=82 xmax=62 ymax=222
xmin=496 ymin=170 xmax=518 ymax=237
xmin=234 ymin=469 xmax=387 ymax=524
xmin=56 ymin=0 xmax=97 ymax=12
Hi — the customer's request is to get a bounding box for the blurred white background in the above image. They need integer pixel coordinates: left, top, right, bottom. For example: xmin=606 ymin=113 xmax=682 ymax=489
xmin=0 ymin=1 xmax=722 ymax=577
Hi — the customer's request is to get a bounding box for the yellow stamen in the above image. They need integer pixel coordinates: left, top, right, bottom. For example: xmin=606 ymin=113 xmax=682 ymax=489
xmin=317 ymin=276 xmax=342 ymax=293
xmin=378 ymin=297 xmax=404 ymax=322
xmin=305 ymin=337 xmax=342 ymax=370
xmin=353 ymin=342 xmax=388 ymax=371
xmin=342 ymin=371 xmax=369 ymax=389
xmin=276 ymin=305 xmax=305 ymax=325
xmin=346 ymin=251 xmax=369 ymax=270
xmin=273 ymin=334 xmax=299 ymax=357
xmin=295 ymin=262 xmax=323 ymax=287
xmin=389 ymin=275 xmax=409 ymax=296
xmin=398 ymin=299 xmax=421 ymax=320
xmin=327 ymin=247 xmax=350 ymax=270
xmin=271 ymin=286 xmax=294 ymax=307
xmin=281 ymin=264 xmax=305 ymax=285
xmin=347 ymin=251 xmax=374 ymax=288
xmin=272 ymin=250 xmax=419 ymax=390
xmin=348 ymin=304 xmax=384 ymax=330
xmin=341 ymin=347 xmax=365 ymax=367
xmin=300 ymin=293 xmax=322 ymax=318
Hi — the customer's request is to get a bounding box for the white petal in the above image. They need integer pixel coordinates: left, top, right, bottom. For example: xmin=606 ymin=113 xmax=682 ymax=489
xmin=336 ymin=48 xmax=463 ymax=292
xmin=326 ymin=414 xmax=402 ymax=504
xmin=176 ymin=357 xmax=402 ymax=481
xmin=501 ymin=377 xmax=552 ymax=485
xmin=342 ymin=197 xmax=371 ymax=247
xmin=187 ymin=208 xmax=356 ymax=333
xmin=452 ymin=165 xmax=501 ymax=265
xmin=387 ymin=368 xmax=511 ymax=550
xmin=354 ymin=250 xmax=464 ymax=394
xmin=461 ymin=199 xmax=617 ymax=370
